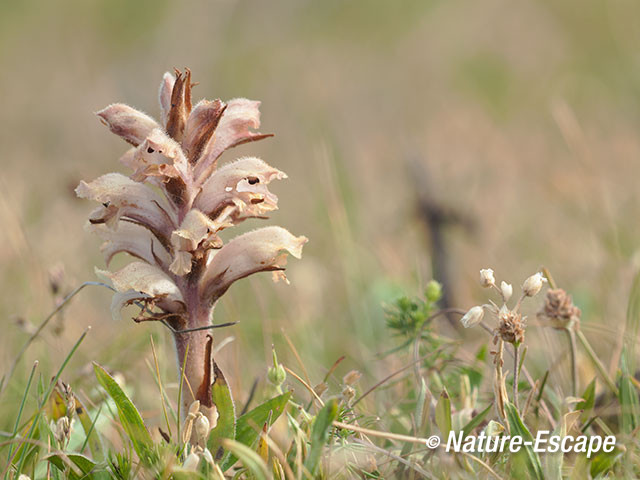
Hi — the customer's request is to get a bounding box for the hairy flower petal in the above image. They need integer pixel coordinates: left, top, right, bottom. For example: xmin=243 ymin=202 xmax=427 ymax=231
xmin=169 ymin=209 xmax=224 ymax=275
xmin=96 ymin=104 xmax=160 ymax=146
xmin=195 ymin=99 xmax=273 ymax=180
xmin=159 ymin=72 xmax=175 ymax=127
xmin=87 ymin=221 xmax=171 ymax=267
xmin=109 ymin=290 xmax=152 ymax=322
xmin=75 ymin=173 xmax=177 ymax=244
xmin=199 ymin=226 xmax=307 ymax=303
xmin=97 ymin=262 xmax=184 ymax=319
xmin=194 ymin=157 xmax=286 ymax=226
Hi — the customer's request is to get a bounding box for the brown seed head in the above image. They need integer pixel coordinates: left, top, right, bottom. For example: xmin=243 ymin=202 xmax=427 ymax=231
xmin=537 ymin=288 xmax=581 ymax=330
xmin=496 ymin=308 xmax=525 ymax=345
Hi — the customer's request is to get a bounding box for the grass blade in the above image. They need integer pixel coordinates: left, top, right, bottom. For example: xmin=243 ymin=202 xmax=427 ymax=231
xmin=93 ymin=362 xmax=154 ymax=464
xmin=505 ymin=402 xmax=544 ymax=480
xmin=304 ymin=398 xmax=338 ymax=476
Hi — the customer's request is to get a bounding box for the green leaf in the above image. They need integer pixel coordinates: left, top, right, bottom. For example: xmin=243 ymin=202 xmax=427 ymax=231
xmin=618 ymin=370 xmax=640 ymax=435
xmin=221 ymin=391 xmax=291 ymax=471
xmin=435 ymin=388 xmax=451 ymax=437
xmin=93 ymin=362 xmax=154 ymax=464
xmin=76 ymin=397 xmax=104 ymax=461
xmin=461 ymin=403 xmax=492 ymax=437
xmin=46 ymin=453 xmax=102 ymax=480
xmin=576 ymin=378 xmax=596 ymax=425
xmin=505 ymin=403 xmax=544 ymax=480
xmin=207 ymin=363 xmax=236 ymax=459
xmin=221 ymin=439 xmax=269 ymax=480
xmin=304 ymin=399 xmax=339 ymax=476
xmin=590 ymin=445 xmax=623 ymax=478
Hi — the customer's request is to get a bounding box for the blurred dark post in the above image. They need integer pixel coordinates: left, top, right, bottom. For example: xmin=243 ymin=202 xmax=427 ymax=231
xmin=407 ymin=155 xmax=475 ymax=324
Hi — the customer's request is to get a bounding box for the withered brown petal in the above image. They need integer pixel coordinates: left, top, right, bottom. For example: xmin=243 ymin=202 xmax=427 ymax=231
xmin=165 ymin=69 xmax=193 ymax=142
xmin=182 ymin=99 xmax=226 ymax=165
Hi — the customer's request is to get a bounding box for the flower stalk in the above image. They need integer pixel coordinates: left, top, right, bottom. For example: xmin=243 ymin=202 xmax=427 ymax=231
xmin=77 ymin=69 xmax=307 ymax=425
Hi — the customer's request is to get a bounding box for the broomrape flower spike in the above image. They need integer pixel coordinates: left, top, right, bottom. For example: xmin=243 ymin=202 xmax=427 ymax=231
xmin=77 ymin=69 xmax=307 ymax=425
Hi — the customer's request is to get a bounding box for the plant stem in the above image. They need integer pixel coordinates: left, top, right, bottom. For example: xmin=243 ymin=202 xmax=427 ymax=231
xmin=565 ymin=328 xmax=578 ymax=396
xmin=513 ymin=344 xmax=520 ymax=410
xmin=576 ymin=329 xmax=618 ymax=395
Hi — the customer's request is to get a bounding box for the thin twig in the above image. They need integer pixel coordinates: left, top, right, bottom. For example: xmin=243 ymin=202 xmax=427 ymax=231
xmin=162 ymin=320 xmax=239 ymax=334
xmin=352 ymin=354 xmax=431 ymax=408
xmin=460 ymin=451 xmax=504 ymax=480
xmin=283 ymin=366 xmax=324 ymax=407
xmin=576 ymin=330 xmax=618 ymax=395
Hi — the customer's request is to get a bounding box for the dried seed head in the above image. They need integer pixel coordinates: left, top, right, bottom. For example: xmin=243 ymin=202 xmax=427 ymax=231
xmin=343 ymin=370 xmax=362 ymax=386
xmin=500 ymin=281 xmax=513 ymax=302
xmin=496 ymin=309 xmax=525 ymax=345
xmin=460 ymin=306 xmax=484 ymax=328
xmin=342 ymin=385 xmax=356 ymax=405
xmin=522 ymin=272 xmax=547 ymax=297
xmin=53 ymin=416 xmax=71 ymax=444
xmin=537 ymin=288 xmax=581 ymax=330
xmin=313 ymin=382 xmax=328 ymax=397
xmin=480 ymin=268 xmax=495 ymax=288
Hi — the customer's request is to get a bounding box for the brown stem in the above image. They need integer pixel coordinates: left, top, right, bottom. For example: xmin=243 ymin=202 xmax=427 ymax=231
xmin=172 ymin=299 xmax=216 ymax=422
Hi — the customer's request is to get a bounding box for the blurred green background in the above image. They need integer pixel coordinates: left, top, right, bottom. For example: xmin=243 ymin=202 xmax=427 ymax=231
xmin=2 ymin=0 xmax=640 ymax=430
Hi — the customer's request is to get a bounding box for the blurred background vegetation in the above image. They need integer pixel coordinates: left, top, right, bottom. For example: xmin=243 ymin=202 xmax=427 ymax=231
xmin=2 ymin=0 xmax=640 ymax=449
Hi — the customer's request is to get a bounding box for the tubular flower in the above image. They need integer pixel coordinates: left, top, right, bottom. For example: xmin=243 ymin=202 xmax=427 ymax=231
xmin=77 ymin=69 xmax=307 ymax=421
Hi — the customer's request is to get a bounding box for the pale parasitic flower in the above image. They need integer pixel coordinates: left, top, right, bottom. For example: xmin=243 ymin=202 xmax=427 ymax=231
xmin=77 ymin=69 xmax=307 ymax=423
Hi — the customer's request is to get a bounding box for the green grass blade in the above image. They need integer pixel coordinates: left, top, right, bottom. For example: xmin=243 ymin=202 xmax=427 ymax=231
xmin=505 ymin=403 xmax=544 ymax=480
xmin=10 ymin=328 xmax=89 ymax=476
xmin=304 ymin=398 xmax=339 ymax=476
xmin=93 ymin=362 xmax=154 ymax=464
xmin=76 ymin=398 xmax=104 ymax=461
xmin=435 ymin=388 xmax=451 ymax=437
xmin=221 ymin=439 xmax=269 ymax=480
xmin=461 ymin=403 xmax=493 ymax=437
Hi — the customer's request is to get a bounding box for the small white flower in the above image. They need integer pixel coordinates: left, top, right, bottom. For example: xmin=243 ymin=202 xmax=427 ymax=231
xmin=479 ymin=269 xmax=495 ymax=288
xmin=18 ymin=475 xmax=31 ymax=480
xmin=522 ymin=272 xmax=547 ymax=297
xmin=460 ymin=306 xmax=484 ymax=328
xmin=202 ymin=448 xmax=215 ymax=466
xmin=194 ymin=414 xmax=211 ymax=442
xmin=500 ymin=281 xmax=513 ymax=302
xmin=183 ymin=451 xmax=200 ymax=470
